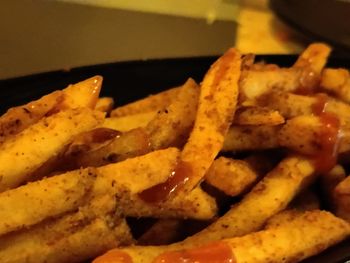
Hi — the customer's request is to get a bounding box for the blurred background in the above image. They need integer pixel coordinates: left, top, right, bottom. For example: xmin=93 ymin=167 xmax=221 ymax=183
xmin=0 ymin=0 xmax=348 ymax=79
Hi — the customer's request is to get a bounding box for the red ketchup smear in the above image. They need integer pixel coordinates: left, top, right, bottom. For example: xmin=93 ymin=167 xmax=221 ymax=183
xmin=138 ymin=160 xmax=192 ymax=203
xmin=311 ymin=94 xmax=341 ymax=173
xmin=92 ymin=249 xmax=132 ymax=263
xmin=153 ymin=241 xmax=235 ymax=263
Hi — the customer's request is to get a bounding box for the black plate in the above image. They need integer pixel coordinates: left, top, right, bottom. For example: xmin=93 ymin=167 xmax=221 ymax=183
xmin=0 ymin=56 xmax=349 ymax=262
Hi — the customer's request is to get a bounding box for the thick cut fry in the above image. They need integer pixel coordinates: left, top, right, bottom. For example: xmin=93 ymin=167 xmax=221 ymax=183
xmin=205 ymin=157 xmax=260 ymax=196
xmin=150 ymin=211 xmax=349 ymax=263
xmin=233 ymin=106 xmax=284 ymax=125
xmin=321 ymin=68 xmax=350 ymax=103
xmin=95 ymin=97 xmax=114 ymax=113
xmin=0 ymin=148 xmax=180 ymax=236
xmin=181 ymin=155 xmax=315 ymax=244
xmin=0 ymin=91 xmax=64 ymax=144
xmin=117 ymin=186 xmax=217 ymax=220
xmin=177 ymin=48 xmax=241 ymax=192
xmin=0 ymin=215 xmax=132 ymax=263
xmin=293 ymin=43 xmax=331 ymax=74
xmin=0 ymin=108 xmax=104 ymax=192
xmin=222 ymin=125 xmax=280 ymax=152
xmin=111 ymin=86 xmax=180 ymax=117
xmin=0 ymin=76 xmax=102 ymax=145
xmin=145 ymin=78 xmax=199 ymax=150
xmin=61 ymin=75 xmax=102 ymax=109
xmin=334 ymin=176 xmax=350 ymax=222
xmin=103 ymin=112 xmax=156 ymax=132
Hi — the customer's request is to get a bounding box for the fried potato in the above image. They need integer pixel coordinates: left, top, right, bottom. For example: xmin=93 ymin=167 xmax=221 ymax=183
xmin=63 ymin=127 xmax=150 ymax=169
xmin=176 ymin=48 xmax=241 ymax=192
xmin=0 ymin=215 xmax=132 ymax=263
xmin=145 ymin=78 xmax=199 ymax=150
xmin=103 ymin=112 xmax=156 ymax=132
xmin=181 ymin=155 xmax=315 ymax=244
xmin=334 ymin=176 xmax=350 ymax=222
xmin=293 ymin=43 xmax=331 ymax=74
xmin=111 ymin=86 xmax=180 ymax=117
xmin=0 ymin=76 xmax=102 ymax=146
xmin=222 ymin=125 xmax=280 ymax=152
xmin=0 ymin=148 xmax=180 ymax=236
xmin=151 ymin=210 xmax=349 ymax=263
xmin=233 ymin=106 xmax=284 ymax=126
xmin=205 ymin=157 xmax=260 ymax=196
xmin=95 ymin=97 xmax=114 ymax=113
xmin=0 ymin=108 xmax=104 ymax=192
xmin=321 ymin=165 xmax=346 ymax=209
xmin=321 ymin=68 xmax=350 ymax=103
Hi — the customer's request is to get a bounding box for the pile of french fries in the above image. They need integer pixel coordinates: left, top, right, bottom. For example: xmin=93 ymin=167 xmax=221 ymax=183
xmin=0 ymin=43 xmax=349 ymax=263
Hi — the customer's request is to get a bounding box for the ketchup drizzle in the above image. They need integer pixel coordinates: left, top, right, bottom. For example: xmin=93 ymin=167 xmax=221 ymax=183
xmin=138 ymin=160 xmax=192 ymax=203
xmin=311 ymin=94 xmax=341 ymax=173
xmin=153 ymin=241 xmax=235 ymax=263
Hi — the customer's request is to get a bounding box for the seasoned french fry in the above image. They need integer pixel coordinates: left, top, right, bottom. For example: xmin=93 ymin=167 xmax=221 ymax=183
xmin=205 ymin=157 xmax=260 ymax=196
xmin=321 ymin=68 xmax=350 ymax=103
xmin=103 ymin=112 xmax=156 ymax=132
xmin=63 ymin=127 xmax=150 ymax=169
xmin=145 ymin=78 xmax=199 ymax=150
xmin=151 ymin=210 xmax=349 ymax=263
xmin=0 ymin=215 xmax=132 ymax=263
xmin=222 ymin=125 xmax=280 ymax=152
xmin=293 ymin=43 xmax=331 ymax=74
xmin=334 ymin=176 xmax=350 ymax=222
xmin=0 ymin=108 xmax=104 ymax=192
xmin=111 ymin=86 xmax=180 ymax=117
xmin=233 ymin=106 xmax=284 ymax=126
xmin=0 ymin=148 xmax=180 ymax=236
xmin=95 ymin=97 xmax=114 ymax=113
xmin=181 ymin=155 xmax=315 ymax=244
xmin=0 ymin=76 xmax=102 ymax=145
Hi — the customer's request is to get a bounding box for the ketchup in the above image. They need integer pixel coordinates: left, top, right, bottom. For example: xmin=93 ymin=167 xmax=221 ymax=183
xmin=92 ymin=249 xmax=132 ymax=263
xmin=138 ymin=161 xmax=192 ymax=203
xmin=311 ymin=94 xmax=341 ymax=173
xmin=153 ymin=242 xmax=235 ymax=263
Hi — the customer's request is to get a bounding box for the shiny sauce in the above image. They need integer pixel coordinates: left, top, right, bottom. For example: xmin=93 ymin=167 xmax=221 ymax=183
xmin=92 ymin=249 xmax=132 ymax=263
xmin=311 ymin=94 xmax=341 ymax=173
xmin=138 ymin=160 xmax=192 ymax=203
xmin=153 ymin=241 xmax=235 ymax=263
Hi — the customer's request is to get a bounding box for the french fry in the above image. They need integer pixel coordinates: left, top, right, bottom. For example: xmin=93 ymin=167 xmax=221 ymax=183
xmin=233 ymin=106 xmax=284 ymax=126
xmin=222 ymin=125 xmax=280 ymax=152
xmin=95 ymin=97 xmax=114 ymax=114
xmin=63 ymin=127 xmax=150 ymax=169
xmin=321 ymin=68 xmax=350 ymax=103
xmin=151 ymin=210 xmax=349 ymax=263
xmin=103 ymin=112 xmax=156 ymax=132
xmin=181 ymin=155 xmax=316 ymax=244
xmin=0 ymin=215 xmax=132 ymax=263
xmin=0 ymin=108 xmax=104 ymax=192
xmin=0 ymin=148 xmax=180 ymax=236
xmin=0 ymin=76 xmax=102 ymax=145
xmin=145 ymin=78 xmax=199 ymax=150
xmin=111 ymin=86 xmax=180 ymax=117
xmin=204 ymin=157 xmax=260 ymax=196
xmin=293 ymin=43 xmax=331 ymax=74
xmin=177 ymin=48 xmax=241 ymax=192
xmin=334 ymin=176 xmax=350 ymax=222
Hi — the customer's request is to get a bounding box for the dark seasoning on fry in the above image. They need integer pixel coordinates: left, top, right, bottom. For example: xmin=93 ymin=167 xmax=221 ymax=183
xmin=0 ymin=44 xmax=349 ymax=263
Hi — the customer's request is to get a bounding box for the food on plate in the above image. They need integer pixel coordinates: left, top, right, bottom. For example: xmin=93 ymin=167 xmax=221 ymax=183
xmin=0 ymin=43 xmax=349 ymax=263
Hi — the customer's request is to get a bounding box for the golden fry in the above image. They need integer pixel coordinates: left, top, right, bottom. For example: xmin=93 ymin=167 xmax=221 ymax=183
xmin=95 ymin=97 xmax=114 ymax=113
xmin=234 ymin=106 xmax=284 ymax=125
xmin=103 ymin=112 xmax=156 ymax=132
xmin=321 ymin=68 xmax=350 ymax=103
xmin=334 ymin=176 xmax=350 ymax=222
